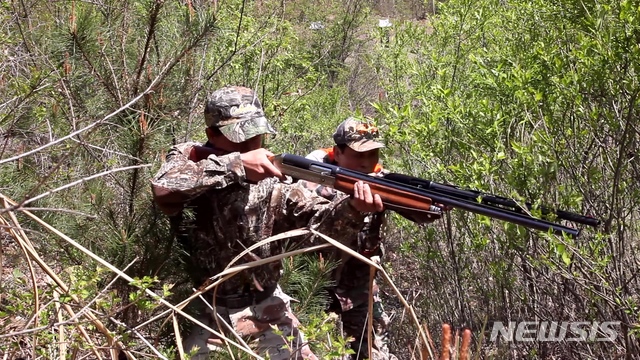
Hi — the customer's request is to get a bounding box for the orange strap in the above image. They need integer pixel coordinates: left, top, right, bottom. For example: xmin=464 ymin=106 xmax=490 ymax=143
xmin=322 ymin=147 xmax=336 ymax=162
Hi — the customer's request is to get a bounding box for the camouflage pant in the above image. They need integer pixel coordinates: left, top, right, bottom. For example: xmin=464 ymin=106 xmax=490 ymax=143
xmin=183 ymin=286 xmax=318 ymax=360
xmin=331 ymin=283 xmax=396 ymax=360
xmin=341 ymin=295 xmax=395 ymax=360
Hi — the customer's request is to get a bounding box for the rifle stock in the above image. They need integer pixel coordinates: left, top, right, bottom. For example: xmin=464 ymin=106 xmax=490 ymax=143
xmin=333 ymin=173 xmax=442 ymax=222
xmin=189 ymin=145 xmax=217 ymax=162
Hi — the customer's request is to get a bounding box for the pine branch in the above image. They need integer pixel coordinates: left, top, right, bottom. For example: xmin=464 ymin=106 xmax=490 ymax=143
xmin=133 ymin=0 xmax=165 ymax=95
xmin=2 ymin=164 xmax=150 ymax=213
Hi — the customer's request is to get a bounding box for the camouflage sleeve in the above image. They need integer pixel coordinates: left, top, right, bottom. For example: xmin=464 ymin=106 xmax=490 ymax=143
xmin=276 ymin=181 xmax=365 ymax=245
xmin=150 ymin=142 xmax=246 ymax=215
xmin=302 ymin=150 xmax=339 ymax=200
xmin=359 ymin=211 xmax=387 ymax=256
xmin=298 ymin=178 xmax=339 ymax=200
xmin=312 ymin=195 xmax=366 ymax=245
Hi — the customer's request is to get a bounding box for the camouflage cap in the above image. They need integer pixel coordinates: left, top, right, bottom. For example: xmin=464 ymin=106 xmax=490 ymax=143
xmin=204 ymin=86 xmax=276 ymax=143
xmin=333 ymin=117 xmax=385 ymax=152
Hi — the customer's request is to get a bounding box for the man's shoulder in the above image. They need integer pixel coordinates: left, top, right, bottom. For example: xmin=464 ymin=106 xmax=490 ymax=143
xmin=305 ymin=149 xmax=331 ymax=163
xmin=172 ymin=141 xmax=204 ymax=149
xmin=377 ymin=167 xmax=390 ymax=176
xmin=165 ymin=141 xmax=205 ymax=157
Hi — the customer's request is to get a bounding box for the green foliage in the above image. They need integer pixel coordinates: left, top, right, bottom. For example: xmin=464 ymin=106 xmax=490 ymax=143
xmin=372 ymin=0 xmax=640 ymax=357
xmin=298 ymin=313 xmax=356 ymax=359
xmin=279 ymin=253 xmax=362 ymax=358
xmin=281 ymin=254 xmax=338 ymax=320
xmin=2 ymin=0 xmax=640 ymax=358
xmin=0 ymin=0 xmax=381 ymax=356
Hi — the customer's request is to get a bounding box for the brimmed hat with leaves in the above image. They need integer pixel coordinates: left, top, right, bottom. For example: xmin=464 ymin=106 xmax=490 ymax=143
xmin=333 ymin=117 xmax=385 ymax=152
xmin=204 ymin=86 xmax=276 ymax=143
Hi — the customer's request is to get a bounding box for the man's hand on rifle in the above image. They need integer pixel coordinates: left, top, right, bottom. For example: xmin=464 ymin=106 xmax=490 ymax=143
xmin=349 ymin=181 xmax=384 ymax=213
xmin=240 ymin=148 xmax=285 ymax=183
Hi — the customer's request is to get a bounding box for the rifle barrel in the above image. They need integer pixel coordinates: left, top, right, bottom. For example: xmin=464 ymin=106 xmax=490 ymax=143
xmin=384 ymin=173 xmax=600 ymax=228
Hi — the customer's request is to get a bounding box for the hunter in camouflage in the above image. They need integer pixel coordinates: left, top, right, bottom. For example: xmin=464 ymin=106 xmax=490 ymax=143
xmin=304 ymin=117 xmax=396 ymax=360
xmin=151 ymin=87 xmax=384 ymax=359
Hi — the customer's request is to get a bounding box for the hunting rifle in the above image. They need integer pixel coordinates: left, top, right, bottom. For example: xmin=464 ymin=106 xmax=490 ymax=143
xmin=271 ymin=153 xmax=600 ymax=238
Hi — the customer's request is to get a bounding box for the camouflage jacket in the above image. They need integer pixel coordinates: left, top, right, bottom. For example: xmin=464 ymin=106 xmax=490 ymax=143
xmin=151 ymin=142 xmax=367 ymax=297
xmin=304 ymin=149 xmax=389 ymax=311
